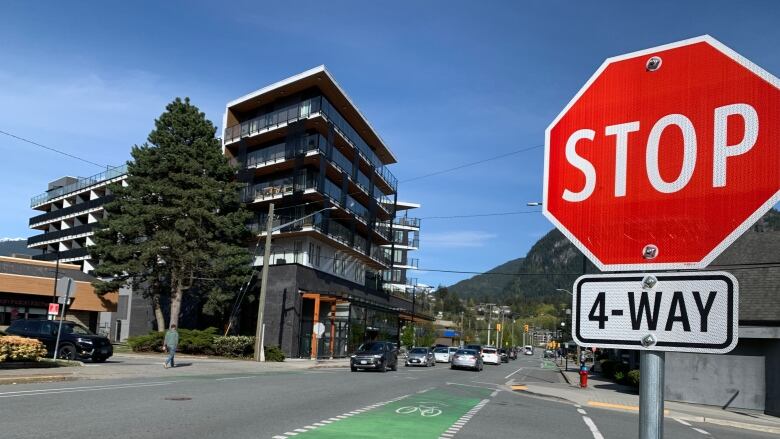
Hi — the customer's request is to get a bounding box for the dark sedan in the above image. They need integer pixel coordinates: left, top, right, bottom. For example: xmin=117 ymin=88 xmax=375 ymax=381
xmin=350 ymin=341 xmax=398 ymax=372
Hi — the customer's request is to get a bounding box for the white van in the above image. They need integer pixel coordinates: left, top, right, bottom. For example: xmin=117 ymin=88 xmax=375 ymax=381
xmin=523 ymin=345 xmax=534 ymax=355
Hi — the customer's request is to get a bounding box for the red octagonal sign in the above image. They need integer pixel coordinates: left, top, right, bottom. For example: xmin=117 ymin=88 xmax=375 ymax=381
xmin=544 ymin=35 xmax=780 ymax=271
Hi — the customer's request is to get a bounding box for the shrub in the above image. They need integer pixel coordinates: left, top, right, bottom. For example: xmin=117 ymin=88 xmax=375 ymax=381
xmin=213 ymin=336 xmax=255 ymax=358
xmin=627 ymin=369 xmax=640 ymax=387
xmin=599 ymin=359 xmax=618 ymax=377
xmin=127 ymin=332 xmax=164 ymax=352
xmin=613 ymin=371 xmax=625 ymax=383
xmin=127 ymin=327 xmax=218 ymax=355
xmin=264 ymin=345 xmax=285 ymax=362
xmin=0 ymin=336 xmax=47 ymax=362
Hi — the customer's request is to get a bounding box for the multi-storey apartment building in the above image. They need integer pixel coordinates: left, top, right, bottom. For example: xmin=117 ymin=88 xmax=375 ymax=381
xmin=223 ymin=66 xmax=428 ymax=358
xmin=27 ymin=166 xmax=127 ymax=273
xmin=21 ymin=168 xmax=127 ymax=334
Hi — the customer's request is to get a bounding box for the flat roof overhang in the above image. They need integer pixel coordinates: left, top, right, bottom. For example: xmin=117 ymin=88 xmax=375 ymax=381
xmin=226 ymin=65 xmax=397 ymax=165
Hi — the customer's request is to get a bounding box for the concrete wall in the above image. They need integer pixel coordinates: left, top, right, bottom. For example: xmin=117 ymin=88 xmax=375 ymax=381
xmin=665 ymin=339 xmax=767 ymax=411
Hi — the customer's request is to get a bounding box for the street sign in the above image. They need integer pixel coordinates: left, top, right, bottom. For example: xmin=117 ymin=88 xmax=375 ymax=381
xmin=313 ymin=322 xmax=325 ymax=338
xmin=572 ymin=272 xmax=738 ymax=354
xmin=544 ymin=35 xmax=780 ymax=271
xmin=48 ymin=303 xmax=59 ymax=315
xmin=55 ymin=276 xmax=75 ymax=297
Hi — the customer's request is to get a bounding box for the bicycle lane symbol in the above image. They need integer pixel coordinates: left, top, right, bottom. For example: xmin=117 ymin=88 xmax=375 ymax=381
xmin=395 ymin=401 xmax=448 ymax=417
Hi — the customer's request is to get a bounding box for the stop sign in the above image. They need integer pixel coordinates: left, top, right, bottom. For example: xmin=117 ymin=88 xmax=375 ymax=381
xmin=544 ymin=35 xmax=780 ymax=271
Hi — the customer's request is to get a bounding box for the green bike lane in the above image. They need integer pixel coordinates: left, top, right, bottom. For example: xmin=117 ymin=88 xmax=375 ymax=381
xmin=273 ymin=385 xmax=493 ymax=439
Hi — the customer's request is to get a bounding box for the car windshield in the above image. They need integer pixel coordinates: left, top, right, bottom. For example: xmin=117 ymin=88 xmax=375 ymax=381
xmin=61 ymin=323 xmax=92 ymax=335
xmin=434 ymin=347 xmax=448 ymax=353
xmin=456 ymin=349 xmax=475 ymax=355
xmin=409 ymin=348 xmax=428 ymax=354
xmin=358 ymin=343 xmax=384 ymax=352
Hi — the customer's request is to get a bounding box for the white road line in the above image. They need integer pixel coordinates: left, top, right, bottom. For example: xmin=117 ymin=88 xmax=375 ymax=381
xmin=0 ymin=381 xmax=177 ymax=396
xmin=283 ymin=433 xmax=297 ymax=437
xmin=293 ymin=428 xmax=307 ymax=433
xmin=674 ymin=418 xmax=692 ymax=427
xmin=577 ymin=408 xmax=587 ymax=415
xmin=215 ymin=376 xmax=257 ymax=381
xmin=692 ymin=428 xmax=710 ymax=435
xmin=504 ymin=368 xmax=524 ymax=379
xmin=321 ymin=420 xmax=333 ymax=424
xmin=582 ymin=416 xmax=605 ymax=439
xmin=0 ymin=382 xmax=175 ymax=398
xmin=312 ymin=423 xmax=325 ymax=426
xmin=490 ymin=390 xmax=499 ymax=397
xmin=272 ymin=436 xmax=287 ymax=439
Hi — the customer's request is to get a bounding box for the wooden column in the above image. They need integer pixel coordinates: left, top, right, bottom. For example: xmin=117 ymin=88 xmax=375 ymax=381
xmin=311 ymin=294 xmax=321 ymax=360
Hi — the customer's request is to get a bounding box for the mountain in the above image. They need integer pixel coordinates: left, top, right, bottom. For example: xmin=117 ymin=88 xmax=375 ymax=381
xmin=448 ymin=257 xmax=524 ymax=300
xmin=0 ymin=238 xmax=39 ymax=257
xmin=448 ymin=208 xmax=780 ymax=311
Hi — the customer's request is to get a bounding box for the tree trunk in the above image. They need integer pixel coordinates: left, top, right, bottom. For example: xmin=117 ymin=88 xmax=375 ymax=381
xmin=152 ymin=293 xmax=166 ymax=332
xmin=169 ymin=273 xmax=184 ymax=328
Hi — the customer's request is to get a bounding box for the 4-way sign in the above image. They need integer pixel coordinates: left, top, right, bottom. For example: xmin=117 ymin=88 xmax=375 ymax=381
xmin=572 ymin=272 xmax=738 ymax=354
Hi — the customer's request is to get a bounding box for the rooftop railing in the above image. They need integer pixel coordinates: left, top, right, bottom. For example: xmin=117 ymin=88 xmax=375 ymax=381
xmin=30 ymin=165 xmax=126 ymax=207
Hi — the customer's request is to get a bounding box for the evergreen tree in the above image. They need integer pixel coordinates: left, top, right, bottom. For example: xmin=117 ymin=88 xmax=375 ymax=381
xmin=91 ymin=98 xmax=252 ymax=330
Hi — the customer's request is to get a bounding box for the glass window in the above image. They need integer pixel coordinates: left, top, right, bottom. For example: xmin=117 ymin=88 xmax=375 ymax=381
xmin=61 ymin=323 xmax=92 ymax=335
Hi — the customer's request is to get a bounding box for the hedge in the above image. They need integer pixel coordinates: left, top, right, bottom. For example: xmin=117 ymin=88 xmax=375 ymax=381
xmin=0 ymin=336 xmax=47 ymax=362
xmin=627 ymin=369 xmax=640 ymax=387
xmin=127 ymin=330 xmax=285 ymax=361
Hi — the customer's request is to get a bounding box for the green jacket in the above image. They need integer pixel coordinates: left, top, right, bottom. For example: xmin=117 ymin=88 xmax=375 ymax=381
xmin=164 ymin=330 xmax=179 ymax=349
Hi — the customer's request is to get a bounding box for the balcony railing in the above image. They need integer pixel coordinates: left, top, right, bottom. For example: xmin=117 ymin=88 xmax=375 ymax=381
xmin=33 ymin=247 xmax=90 ymax=262
xmin=396 ymin=258 xmax=419 ymax=269
xmin=27 ymin=224 xmax=95 ymax=246
xmin=393 ymin=217 xmax=420 ymax=229
xmin=30 ymin=165 xmax=126 ymax=207
xmin=224 ymin=95 xmax=397 ymax=191
xmin=29 ymin=195 xmax=115 ymax=226
xmin=395 ymin=237 xmax=419 ymax=248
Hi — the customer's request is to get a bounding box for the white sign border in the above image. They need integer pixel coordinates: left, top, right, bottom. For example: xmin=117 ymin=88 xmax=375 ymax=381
xmin=571 ymin=271 xmax=739 ymax=354
xmin=543 ymin=34 xmax=780 ymax=272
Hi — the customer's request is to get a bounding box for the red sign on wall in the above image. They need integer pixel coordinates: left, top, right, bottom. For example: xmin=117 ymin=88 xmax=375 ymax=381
xmin=48 ymin=303 xmax=59 ymax=316
xmin=544 ymin=35 xmax=780 ymax=271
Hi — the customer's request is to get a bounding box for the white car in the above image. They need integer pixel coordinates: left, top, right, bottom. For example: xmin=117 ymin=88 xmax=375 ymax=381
xmin=524 ymin=345 xmax=534 ymax=355
xmin=482 ymin=347 xmax=500 ymax=365
xmin=433 ymin=347 xmax=451 ymax=362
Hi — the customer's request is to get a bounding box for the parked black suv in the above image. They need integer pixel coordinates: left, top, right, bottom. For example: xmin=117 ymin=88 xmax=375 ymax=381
xmin=6 ymin=319 xmax=113 ymax=362
xmin=350 ymin=341 xmax=398 ymax=372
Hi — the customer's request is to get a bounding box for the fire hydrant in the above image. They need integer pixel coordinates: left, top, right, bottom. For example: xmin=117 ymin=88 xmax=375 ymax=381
xmin=579 ymin=364 xmax=589 ymax=388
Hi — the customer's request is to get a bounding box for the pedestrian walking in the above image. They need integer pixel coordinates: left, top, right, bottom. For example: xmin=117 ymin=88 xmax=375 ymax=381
xmin=163 ymin=324 xmax=179 ymax=369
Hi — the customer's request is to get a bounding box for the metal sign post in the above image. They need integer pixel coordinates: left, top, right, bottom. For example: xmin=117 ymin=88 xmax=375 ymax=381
xmin=53 ymin=277 xmax=75 ymax=359
xmin=639 ymin=351 xmax=665 ymax=439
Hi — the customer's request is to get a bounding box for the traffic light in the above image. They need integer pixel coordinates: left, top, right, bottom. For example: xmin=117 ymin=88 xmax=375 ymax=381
xmin=524 ymin=324 xmax=529 ymax=333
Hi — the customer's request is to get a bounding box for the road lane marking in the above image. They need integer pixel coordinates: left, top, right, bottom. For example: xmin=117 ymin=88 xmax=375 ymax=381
xmin=582 ymin=416 xmax=605 ymax=439
xmin=0 ymin=381 xmax=176 ymax=398
xmin=215 ymin=376 xmax=257 ymax=381
xmin=577 ymin=408 xmax=587 ymax=415
xmin=674 ymin=419 xmax=692 ymax=427
xmin=587 ymin=400 xmax=670 ymax=415
xmin=490 ymin=390 xmax=499 ymax=397
xmin=692 ymin=428 xmax=710 ymax=435
xmin=504 ymin=368 xmax=524 ymax=379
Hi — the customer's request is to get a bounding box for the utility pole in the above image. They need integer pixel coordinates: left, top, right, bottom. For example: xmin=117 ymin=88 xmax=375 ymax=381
xmin=254 ymin=202 xmax=274 ymax=362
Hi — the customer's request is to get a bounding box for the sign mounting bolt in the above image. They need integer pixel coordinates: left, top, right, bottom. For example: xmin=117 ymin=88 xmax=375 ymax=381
xmin=643 ymin=244 xmax=658 ymax=259
xmin=641 ymin=334 xmax=656 ymax=347
xmin=642 ymin=275 xmax=658 ymax=289
xmin=646 ymin=56 xmax=662 ymax=71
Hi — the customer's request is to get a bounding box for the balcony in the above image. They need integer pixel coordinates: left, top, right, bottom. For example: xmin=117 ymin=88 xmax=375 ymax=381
xmin=395 ymin=258 xmax=419 ymax=269
xmin=33 ymin=247 xmax=90 ymax=262
xmin=224 ymin=95 xmax=397 ymax=191
xmin=29 ymin=195 xmax=115 ymax=227
xmin=27 ymin=223 xmax=95 ymax=246
xmin=393 ymin=217 xmax=420 ymax=229
xmin=394 ymin=237 xmax=419 ymax=249
xmin=31 ymin=165 xmax=126 ymax=208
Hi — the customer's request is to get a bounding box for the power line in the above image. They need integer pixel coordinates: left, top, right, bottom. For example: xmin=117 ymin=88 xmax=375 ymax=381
xmin=0 ymin=129 xmax=108 ymax=169
xmin=399 ymin=145 xmax=543 ymax=183
xmin=420 ymin=210 xmax=542 ymax=219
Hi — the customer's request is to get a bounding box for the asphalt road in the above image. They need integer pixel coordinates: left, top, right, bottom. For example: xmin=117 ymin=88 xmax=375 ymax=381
xmin=0 ymin=353 xmax=774 ymax=439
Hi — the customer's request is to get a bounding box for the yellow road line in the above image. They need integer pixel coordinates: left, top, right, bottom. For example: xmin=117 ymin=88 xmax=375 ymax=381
xmin=588 ymin=401 xmax=669 ymax=415
xmin=511 ymin=385 xmax=528 ymax=391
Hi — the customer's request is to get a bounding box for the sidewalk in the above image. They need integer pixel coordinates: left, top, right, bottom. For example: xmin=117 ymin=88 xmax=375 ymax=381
xmin=0 ymin=352 xmax=325 ymax=383
xmin=512 ymin=366 xmax=780 ymax=435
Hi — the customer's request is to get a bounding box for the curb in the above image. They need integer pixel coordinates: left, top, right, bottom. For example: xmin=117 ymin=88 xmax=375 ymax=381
xmin=0 ymin=375 xmax=74 ymax=385
xmin=670 ymin=412 xmax=780 ymax=435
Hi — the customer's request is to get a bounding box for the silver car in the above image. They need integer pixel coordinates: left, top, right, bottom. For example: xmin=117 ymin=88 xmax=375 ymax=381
xmin=405 ymin=347 xmax=435 ymax=367
xmin=451 ymin=348 xmax=483 ymax=371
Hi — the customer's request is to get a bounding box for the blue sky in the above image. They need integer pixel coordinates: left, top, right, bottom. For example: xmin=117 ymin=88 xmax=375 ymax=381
xmin=1 ymin=1 xmax=779 ymax=287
